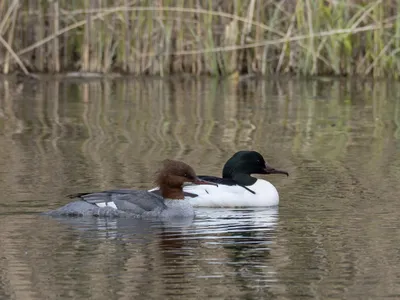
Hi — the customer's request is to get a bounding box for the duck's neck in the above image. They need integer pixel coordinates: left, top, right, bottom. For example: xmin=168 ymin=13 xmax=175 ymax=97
xmin=231 ymin=173 xmax=257 ymax=186
xmin=160 ymin=187 xmax=185 ymax=200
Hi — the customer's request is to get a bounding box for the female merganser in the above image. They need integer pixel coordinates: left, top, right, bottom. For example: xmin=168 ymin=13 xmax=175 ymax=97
xmin=149 ymin=151 xmax=288 ymax=207
xmin=44 ymin=160 xmax=216 ymax=218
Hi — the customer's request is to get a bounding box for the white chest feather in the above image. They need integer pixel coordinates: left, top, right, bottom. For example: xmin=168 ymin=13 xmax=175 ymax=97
xmin=183 ymin=179 xmax=279 ymax=207
xmin=161 ymin=199 xmax=195 ymax=217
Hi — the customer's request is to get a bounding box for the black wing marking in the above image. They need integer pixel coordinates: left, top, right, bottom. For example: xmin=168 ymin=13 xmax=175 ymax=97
xmin=68 ymin=189 xmax=143 ymax=199
xmin=197 ymin=176 xmax=256 ymax=194
xmin=197 ymin=176 xmax=238 ymax=186
xmin=149 ymin=189 xmax=199 ymax=198
xmin=67 ymin=189 xmax=167 ymax=210
xmin=67 ymin=192 xmax=94 ymax=199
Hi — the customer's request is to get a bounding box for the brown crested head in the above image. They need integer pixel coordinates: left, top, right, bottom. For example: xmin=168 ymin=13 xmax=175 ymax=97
xmin=155 ymin=159 xmax=216 ymax=200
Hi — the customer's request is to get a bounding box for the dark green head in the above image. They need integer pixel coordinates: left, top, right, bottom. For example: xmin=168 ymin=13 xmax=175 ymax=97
xmin=222 ymin=151 xmax=289 ymax=179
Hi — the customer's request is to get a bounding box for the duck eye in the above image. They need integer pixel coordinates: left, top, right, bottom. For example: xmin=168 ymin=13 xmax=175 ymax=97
xmin=184 ymin=173 xmax=194 ymax=180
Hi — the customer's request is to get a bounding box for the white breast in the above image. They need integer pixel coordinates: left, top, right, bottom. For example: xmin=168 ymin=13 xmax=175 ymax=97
xmin=183 ymin=179 xmax=279 ymax=207
xmin=161 ymin=199 xmax=195 ymax=217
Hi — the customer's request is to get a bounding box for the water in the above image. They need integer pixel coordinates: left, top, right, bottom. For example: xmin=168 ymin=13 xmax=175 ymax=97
xmin=0 ymin=77 xmax=399 ymax=299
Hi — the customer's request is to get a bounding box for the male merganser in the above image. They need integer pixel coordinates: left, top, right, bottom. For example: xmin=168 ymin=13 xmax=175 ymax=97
xmin=44 ymin=160 xmax=216 ymax=218
xmin=149 ymin=151 xmax=288 ymax=207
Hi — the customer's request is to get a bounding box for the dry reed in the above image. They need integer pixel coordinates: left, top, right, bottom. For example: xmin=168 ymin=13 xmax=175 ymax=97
xmin=0 ymin=0 xmax=399 ymax=78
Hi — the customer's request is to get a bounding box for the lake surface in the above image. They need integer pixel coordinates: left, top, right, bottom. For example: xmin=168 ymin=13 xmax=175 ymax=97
xmin=0 ymin=76 xmax=399 ymax=300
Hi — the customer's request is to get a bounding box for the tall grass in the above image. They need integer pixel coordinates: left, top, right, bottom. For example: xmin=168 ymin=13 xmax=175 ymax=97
xmin=0 ymin=0 xmax=399 ymax=77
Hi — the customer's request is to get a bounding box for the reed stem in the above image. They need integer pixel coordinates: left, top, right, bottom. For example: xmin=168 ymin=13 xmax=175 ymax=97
xmin=0 ymin=1 xmax=399 ymax=77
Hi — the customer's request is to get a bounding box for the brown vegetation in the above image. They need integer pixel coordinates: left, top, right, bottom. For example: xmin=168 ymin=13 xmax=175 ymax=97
xmin=0 ymin=0 xmax=399 ymax=77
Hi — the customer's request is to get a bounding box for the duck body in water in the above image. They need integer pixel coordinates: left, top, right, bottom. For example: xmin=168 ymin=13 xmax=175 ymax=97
xmin=44 ymin=160 xmax=215 ymax=219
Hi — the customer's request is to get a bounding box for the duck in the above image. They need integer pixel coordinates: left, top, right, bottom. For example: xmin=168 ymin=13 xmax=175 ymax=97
xmin=44 ymin=159 xmax=216 ymax=219
xmin=149 ymin=151 xmax=289 ymax=207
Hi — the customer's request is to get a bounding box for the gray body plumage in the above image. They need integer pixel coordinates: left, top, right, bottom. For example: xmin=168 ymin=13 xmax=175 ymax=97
xmin=44 ymin=189 xmax=195 ymax=219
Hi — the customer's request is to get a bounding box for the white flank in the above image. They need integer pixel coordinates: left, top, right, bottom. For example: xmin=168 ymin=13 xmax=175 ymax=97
xmin=95 ymin=202 xmax=117 ymax=209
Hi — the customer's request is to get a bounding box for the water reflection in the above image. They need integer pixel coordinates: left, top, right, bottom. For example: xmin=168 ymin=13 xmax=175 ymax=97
xmin=0 ymin=77 xmax=399 ymax=299
xmin=0 ymin=208 xmax=279 ymax=300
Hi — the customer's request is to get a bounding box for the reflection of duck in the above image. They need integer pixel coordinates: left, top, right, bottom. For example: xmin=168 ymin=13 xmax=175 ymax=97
xmin=192 ymin=207 xmax=279 ymax=234
xmin=194 ymin=207 xmax=279 ymax=279
xmin=150 ymin=151 xmax=288 ymax=207
xmin=44 ymin=160 xmax=216 ymax=219
xmin=38 ymin=204 xmax=281 ymax=299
